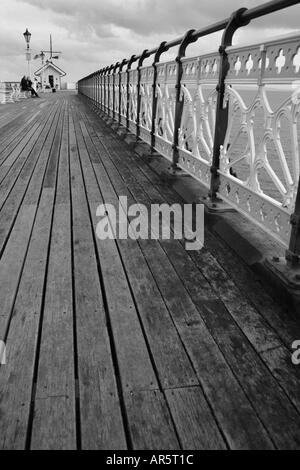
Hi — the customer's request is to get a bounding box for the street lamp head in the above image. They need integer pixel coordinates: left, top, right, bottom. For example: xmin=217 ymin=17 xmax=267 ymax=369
xmin=23 ymin=28 xmax=31 ymax=44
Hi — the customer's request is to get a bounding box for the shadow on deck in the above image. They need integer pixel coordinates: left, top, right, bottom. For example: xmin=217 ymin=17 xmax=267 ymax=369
xmin=0 ymin=92 xmax=300 ymax=450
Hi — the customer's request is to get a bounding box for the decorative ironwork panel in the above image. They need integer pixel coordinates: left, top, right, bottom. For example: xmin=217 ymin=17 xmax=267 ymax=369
xmin=199 ymin=53 xmax=220 ymax=83
xmin=108 ymin=74 xmax=114 ymax=113
xmin=120 ymin=71 xmax=127 ymax=126
xmin=219 ymin=33 xmax=300 ymax=246
xmin=154 ymin=61 xmax=176 ymax=161
xmin=128 ymin=69 xmax=138 ymax=134
xmin=114 ymin=73 xmax=120 ymax=121
xmin=139 ymin=66 xmax=153 ymax=145
xmin=218 ymin=174 xmax=291 ymax=246
xmin=177 ymin=55 xmax=218 ymax=186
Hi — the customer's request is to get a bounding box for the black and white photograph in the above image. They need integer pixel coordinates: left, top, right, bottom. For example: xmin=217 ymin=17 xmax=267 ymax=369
xmin=1 ymin=0 xmax=300 ymax=454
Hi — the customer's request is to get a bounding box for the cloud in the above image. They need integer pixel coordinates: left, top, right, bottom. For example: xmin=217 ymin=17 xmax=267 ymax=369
xmin=16 ymin=0 xmax=300 ymax=36
xmin=1 ymin=0 xmax=299 ymax=82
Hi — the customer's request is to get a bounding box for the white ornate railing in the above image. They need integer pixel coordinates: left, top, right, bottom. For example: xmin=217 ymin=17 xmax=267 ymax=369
xmin=78 ymin=0 xmax=300 ymax=263
xmin=218 ymin=34 xmax=300 ymax=246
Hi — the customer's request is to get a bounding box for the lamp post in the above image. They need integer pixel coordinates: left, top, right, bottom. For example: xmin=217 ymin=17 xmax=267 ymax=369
xmin=23 ymin=28 xmax=32 ymax=79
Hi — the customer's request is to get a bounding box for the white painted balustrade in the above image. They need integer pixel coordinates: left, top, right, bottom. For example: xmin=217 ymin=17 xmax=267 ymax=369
xmin=0 ymin=82 xmax=28 ymax=104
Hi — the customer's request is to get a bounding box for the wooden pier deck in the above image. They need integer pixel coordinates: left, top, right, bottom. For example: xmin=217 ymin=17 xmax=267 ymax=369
xmin=0 ymin=92 xmax=300 ymax=450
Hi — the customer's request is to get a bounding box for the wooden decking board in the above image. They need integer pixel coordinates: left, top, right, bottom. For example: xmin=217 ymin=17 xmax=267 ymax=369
xmin=0 ymin=102 xmax=68 ymax=447
xmin=91 ymin=114 xmax=284 ymax=355
xmin=76 ymin=105 xmax=275 ymax=450
xmin=75 ymin=112 xmax=199 ymax=392
xmin=124 ymin=390 xmax=180 ymax=450
xmin=203 ymin=229 xmax=300 ymax=346
xmin=78 ymin=102 xmax=300 ymax=447
xmin=72 ymin=116 xmax=158 ymax=394
xmin=72 ymin=109 xmax=202 ymax=447
xmin=30 ymin=199 xmax=76 ymax=450
xmin=0 ymin=103 xmax=45 ymax=153
xmin=71 ymin=107 xmax=185 ymax=449
xmin=2 ymin=121 xmax=42 ymax=168
xmin=0 ymin=104 xmax=62 ymax=255
xmin=69 ymin=109 xmax=127 ymax=450
xmin=0 ymin=204 xmax=37 ymax=339
xmin=103 ymin=155 xmax=299 ymax=447
xmin=0 ymin=111 xmax=42 ymax=164
xmin=0 ymin=93 xmax=300 ymax=449
xmin=86 ymin=111 xmax=300 ymax=432
xmin=30 ymin=103 xmax=77 ymax=450
xmin=23 ymin=105 xmax=62 ymax=206
xmin=262 ymin=346 xmax=300 ymax=414
xmin=165 ymin=387 xmax=227 ymax=450
xmin=0 ymin=105 xmax=58 ymax=206
xmin=0 ymin=102 xmax=59 ymax=211
xmin=0 ymin=189 xmax=55 ymax=450
xmin=96 ymin=116 xmax=299 ymax=348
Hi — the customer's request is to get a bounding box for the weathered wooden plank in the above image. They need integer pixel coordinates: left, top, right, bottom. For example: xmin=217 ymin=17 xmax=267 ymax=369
xmin=24 ymin=105 xmax=62 ymax=206
xmin=43 ymin=101 xmax=66 ymax=189
xmin=203 ymin=229 xmax=300 ymax=346
xmin=0 ymin=110 xmax=42 ymax=163
xmin=92 ymin=117 xmax=282 ymax=355
xmin=89 ymin=177 xmax=197 ymax=389
xmin=0 ymin=204 xmax=36 ymax=340
xmin=92 ymin=116 xmax=300 ymax=446
xmin=30 ymin=102 xmax=77 ymax=450
xmin=75 ymin=112 xmax=198 ymax=391
xmin=0 ymin=111 xmax=36 ymax=149
xmin=72 ymin=116 xmax=158 ymax=393
xmin=0 ymin=104 xmax=62 ymax=254
xmin=77 ymin=107 xmax=275 ymax=450
xmin=0 ymin=104 xmax=57 ymax=207
xmin=73 ymin=106 xmax=189 ymax=447
xmin=69 ymin=109 xmax=127 ymax=450
xmin=0 ymin=189 xmax=56 ymax=450
xmin=165 ymin=387 xmax=226 ymax=450
xmin=2 ymin=122 xmax=41 ymax=168
xmin=136 ymin=241 xmax=274 ymax=449
xmin=30 ymin=204 xmax=76 ymax=450
xmin=125 ymin=390 xmax=180 ymax=450
xmin=262 ymin=345 xmax=300 ymax=414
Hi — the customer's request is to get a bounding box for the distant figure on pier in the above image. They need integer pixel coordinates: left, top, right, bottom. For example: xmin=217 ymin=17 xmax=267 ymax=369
xmin=20 ymin=76 xmax=27 ymax=92
xmin=26 ymin=76 xmax=39 ymax=98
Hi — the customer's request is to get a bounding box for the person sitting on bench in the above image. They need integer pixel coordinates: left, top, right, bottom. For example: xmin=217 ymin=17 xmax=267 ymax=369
xmin=26 ymin=77 xmax=39 ymax=98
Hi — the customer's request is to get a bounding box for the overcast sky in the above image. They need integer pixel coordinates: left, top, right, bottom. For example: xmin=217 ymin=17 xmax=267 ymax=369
xmin=1 ymin=0 xmax=300 ymax=83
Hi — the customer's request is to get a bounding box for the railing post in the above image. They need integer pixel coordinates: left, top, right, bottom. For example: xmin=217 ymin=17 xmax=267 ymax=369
xmin=172 ymin=30 xmax=198 ymax=171
xmin=92 ymin=74 xmax=94 ymax=103
xmin=287 ymin=181 xmax=300 ymax=266
xmin=209 ymin=8 xmax=250 ymax=201
xmin=93 ymin=72 xmax=97 ymax=107
xmin=104 ymin=66 xmax=109 ymax=115
xmin=100 ymin=69 xmax=104 ymax=112
xmin=126 ymin=55 xmax=138 ymax=130
xmin=98 ymin=70 xmax=101 ymax=110
xmin=151 ymin=42 xmax=169 ymax=153
xmin=113 ymin=62 xmax=120 ymax=122
xmin=108 ymin=64 xmax=114 ymax=118
xmin=94 ymin=72 xmax=97 ymax=107
xmin=136 ymin=49 xmax=151 ymax=140
xmin=95 ymin=71 xmax=99 ymax=110
xmin=119 ymin=59 xmax=127 ymax=126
